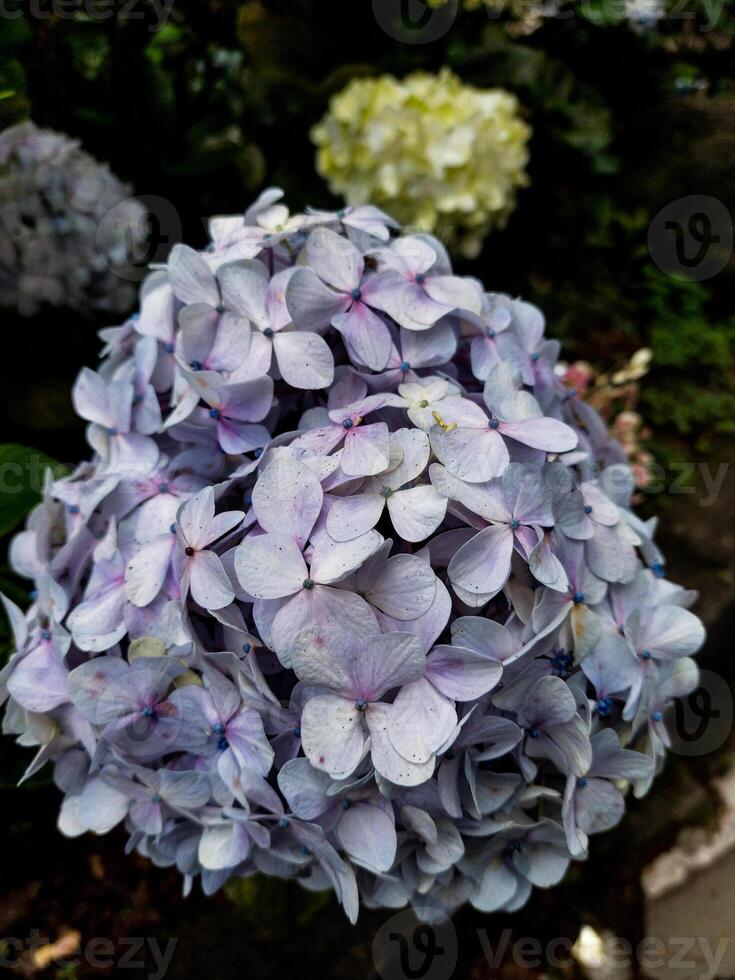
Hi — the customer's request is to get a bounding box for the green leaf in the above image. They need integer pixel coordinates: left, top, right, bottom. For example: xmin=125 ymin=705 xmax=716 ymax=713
xmin=0 ymin=444 xmax=66 ymax=538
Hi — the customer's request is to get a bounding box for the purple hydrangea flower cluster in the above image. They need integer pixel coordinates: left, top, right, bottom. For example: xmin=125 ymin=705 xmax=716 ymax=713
xmin=1 ymin=189 xmax=705 ymax=923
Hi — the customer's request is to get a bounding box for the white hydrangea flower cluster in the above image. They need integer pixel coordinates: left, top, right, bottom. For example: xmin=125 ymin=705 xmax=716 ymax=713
xmin=312 ymin=70 xmax=531 ymax=258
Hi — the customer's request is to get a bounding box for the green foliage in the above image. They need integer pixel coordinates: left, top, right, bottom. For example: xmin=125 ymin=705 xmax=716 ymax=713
xmin=0 ymin=444 xmax=65 ymax=538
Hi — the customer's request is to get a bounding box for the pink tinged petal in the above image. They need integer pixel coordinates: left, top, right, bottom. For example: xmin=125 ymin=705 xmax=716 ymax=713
xmin=72 ymin=367 xmax=113 ymax=427
xmin=178 ymin=485 xmax=215 ymax=548
xmin=189 ymin=550 xmax=234 ymax=609
xmin=630 ymin=605 xmax=705 ymax=659
xmin=198 ymin=822 xmax=253 ymax=871
xmin=309 ymin=529 xmax=383 ymax=585
xmin=333 ymin=303 xmax=392 ymax=372
xmin=217 ymin=420 xmax=271 ymax=455
xmin=360 ymin=553 xmax=436 ymax=621
xmin=78 ymin=777 xmax=130 ymax=833
xmin=277 ymin=758 xmax=331 ymax=819
xmin=581 ymin=482 xmax=619 ymax=526
xmin=386 ymin=678 xmax=457 ymax=764
xmin=168 ymin=244 xmax=219 ymax=306
xmin=205 ymin=510 xmax=245 ymax=546
xmin=306 ymin=226 xmax=363 ymax=291
xmin=234 ymin=532 xmax=307 ymax=599
xmin=271 ymin=586 xmax=379 ymax=669
xmin=346 ymin=632 xmax=426 ymax=701
xmin=337 ymin=802 xmax=397 ymax=873
xmin=273 ymin=330 xmax=334 ymax=389
xmin=130 ymin=798 xmax=164 ymax=835
xmin=228 ymin=331 xmax=272 ymax=382
xmin=387 ymin=485 xmax=447 ymax=543
xmin=451 ymin=616 xmax=517 ymax=662
xmin=529 ymin=537 xmax=569 ymax=592
xmin=227 ymin=707 xmax=274 ymax=776
xmin=575 ymin=778 xmax=625 ymax=834
xmin=286 ymin=267 xmax=349 ymax=331
xmin=470 ymin=335 xmax=502 ymax=381
xmin=218 ymin=260 xmax=269 ymax=328
xmin=503 ymin=463 xmax=554 ymax=526
xmin=326 ymin=492 xmax=384 ymax=542
xmin=8 ymin=646 xmax=68 ymax=712
xmin=252 ymin=457 xmax=323 ymax=548
xmin=66 ymin=583 xmax=126 ymax=653
xmin=401 ymin=320 xmax=457 ymax=368
xmin=423 ymin=275 xmax=483 ymax=316
xmin=341 ymin=423 xmax=390 ymax=477
xmin=448 ymin=524 xmax=514 ymax=597
xmin=220 ymin=376 xmax=274 ymax=422
xmin=431 ymin=427 xmax=509 ymax=483
xmin=499 ymin=416 xmax=578 ymax=453
xmin=366 ymin=702 xmax=435 ymax=787
xmin=67 ymin=657 xmax=130 ymax=725
xmin=300 ymin=693 xmax=367 ymax=779
xmin=124 ymin=535 xmax=175 ymax=607
xmin=425 ymin=645 xmax=503 ymax=701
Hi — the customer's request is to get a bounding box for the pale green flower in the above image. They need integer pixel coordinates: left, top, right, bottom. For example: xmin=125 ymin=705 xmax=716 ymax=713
xmin=311 ymin=69 xmax=531 ymax=258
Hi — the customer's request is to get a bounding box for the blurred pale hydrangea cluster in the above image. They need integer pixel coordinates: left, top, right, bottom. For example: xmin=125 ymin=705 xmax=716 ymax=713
xmin=312 ymin=70 xmax=530 ymax=258
xmin=2 ymin=191 xmax=704 ymax=923
xmin=426 ymin=0 xmax=665 ymax=32
xmin=0 ymin=121 xmax=147 ymax=317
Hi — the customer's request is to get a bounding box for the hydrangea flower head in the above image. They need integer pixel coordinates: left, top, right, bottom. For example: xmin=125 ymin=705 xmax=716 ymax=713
xmin=311 ymin=70 xmax=531 ymax=257
xmin=1 ymin=188 xmax=705 ymax=923
xmin=0 ymin=121 xmax=146 ymax=316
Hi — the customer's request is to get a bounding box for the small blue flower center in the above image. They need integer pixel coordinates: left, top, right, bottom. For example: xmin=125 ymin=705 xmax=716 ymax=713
xmin=488 ymin=418 xmax=500 ymax=430
xmin=572 ymin=591 xmax=585 ymax=604
xmin=107 ymin=427 xmax=118 ymax=436
xmin=213 ymin=723 xmax=226 ymax=735
xmin=341 ymin=799 xmax=351 ymax=810
xmin=190 ymin=360 xmax=203 ymax=371
xmin=652 ymin=710 xmax=663 ymax=722
xmin=209 ymin=408 xmax=220 ymax=420
xmin=68 ymin=504 xmax=80 ymax=515
xmin=41 ymin=629 xmax=52 ymax=642
xmin=242 ymin=643 xmax=251 ymax=654
xmin=596 ymin=696 xmax=613 ymax=717
xmin=158 ymin=483 xmax=169 ymax=494
xmin=278 ymin=817 xmax=289 ymax=829
xmin=487 ymin=327 xmax=496 ymax=339
xmin=302 ymin=578 xmax=314 ymax=590
xmin=293 ymin=726 xmax=301 ymax=738
xmin=216 ymin=305 xmax=225 ymax=315
xmin=506 ymin=840 xmax=523 ymax=854
xmin=584 ymin=505 xmax=593 ymax=514
xmin=550 ymin=652 xmax=572 ymax=679
xmin=342 ymin=418 xmax=354 ymax=429
xmin=652 ymin=560 xmax=665 ymax=579
xmin=576 ymin=778 xmax=588 ymax=788
xmin=151 ymin=794 xmax=162 ymax=804
xmin=263 ymin=327 xmax=274 ymax=338
xmin=400 ymin=361 xmax=411 ymax=371
xmin=132 ymin=394 xmax=142 ymax=405
xmin=350 ymin=288 xmax=362 ymax=302
xmin=641 ymin=650 xmax=652 ymax=660
xmin=355 ymin=698 xmax=368 ymax=711
xmin=217 ymin=736 xmax=229 ymax=751
xmin=528 ymin=727 xmax=540 ymax=738
xmin=509 ymin=519 xmax=521 ymax=530
xmin=142 ymin=707 xmax=154 ymax=718
xmin=164 ymin=342 xmax=175 ymax=354
xmin=530 ymin=351 xmax=540 ymax=362
xmin=415 ymin=273 xmax=426 ymax=285
xmin=170 ymin=523 xmax=177 ymax=534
